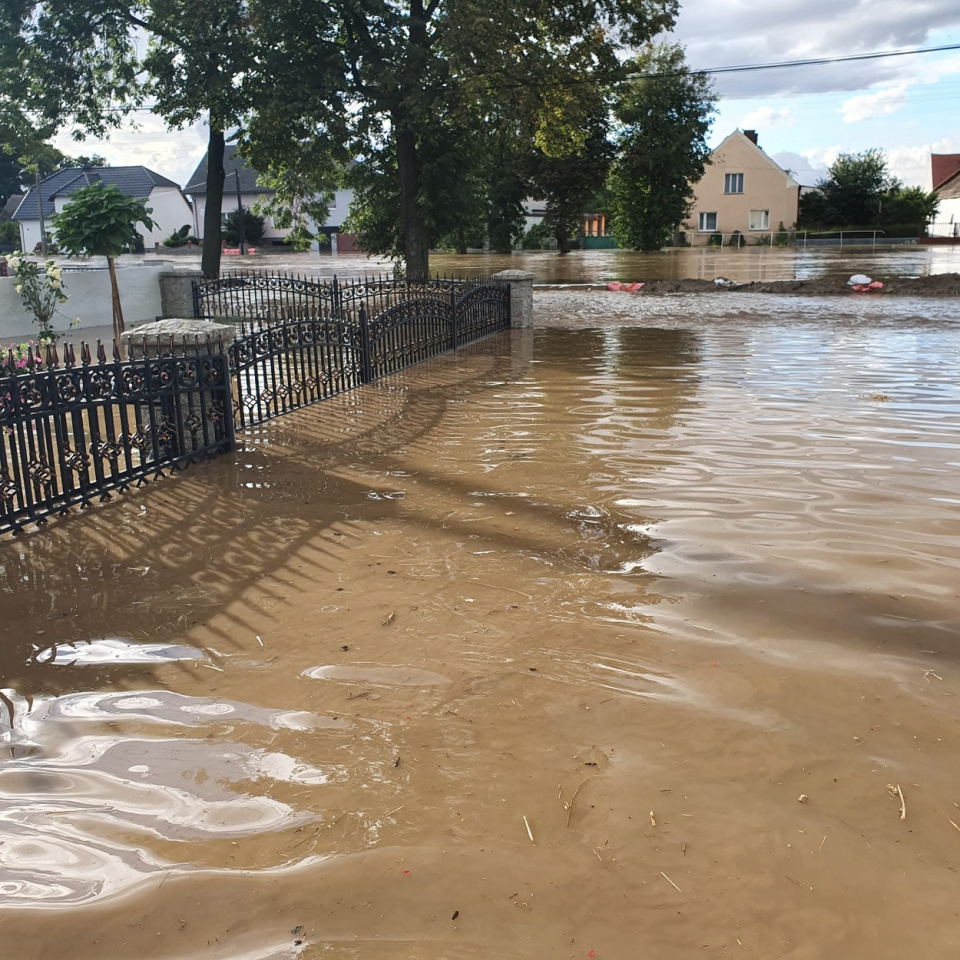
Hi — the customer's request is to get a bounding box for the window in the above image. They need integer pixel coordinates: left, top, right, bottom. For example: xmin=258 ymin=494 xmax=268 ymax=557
xmin=698 ymin=211 xmax=717 ymax=231
xmin=749 ymin=209 xmax=770 ymax=230
xmin=724 ymin=173 xmax=744 ymax=194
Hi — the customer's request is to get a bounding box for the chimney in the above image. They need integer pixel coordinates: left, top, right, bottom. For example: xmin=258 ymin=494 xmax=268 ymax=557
xmin=743 ymin=129 xmax=758 ymax=145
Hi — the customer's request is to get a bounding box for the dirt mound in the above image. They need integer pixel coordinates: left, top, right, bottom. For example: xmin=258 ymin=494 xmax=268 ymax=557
xmin=633 ymin=273 xmax=960 ymax=297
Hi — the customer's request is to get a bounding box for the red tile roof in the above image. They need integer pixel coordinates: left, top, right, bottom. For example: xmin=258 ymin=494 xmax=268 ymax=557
xmin=932 ymin=154 xmax=960 ymax=191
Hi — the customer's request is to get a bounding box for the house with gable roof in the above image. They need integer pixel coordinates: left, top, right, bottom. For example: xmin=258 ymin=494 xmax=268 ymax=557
xmin=927 ymin=154 xmax=960 ymax=238
xmin=12 ymin=166 xmax=193 ymax=253
xmin=184 ymin=146 xmax=358 ymax=250
xmin=684 ymin=129 xmax=800 ymax=245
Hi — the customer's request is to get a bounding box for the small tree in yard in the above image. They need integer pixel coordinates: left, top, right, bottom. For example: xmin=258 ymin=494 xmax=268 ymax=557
xmin=51 ymin=183 xmax=154 ymax=342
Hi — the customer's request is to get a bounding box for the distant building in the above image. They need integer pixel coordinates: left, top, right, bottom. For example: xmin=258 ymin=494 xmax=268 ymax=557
xmin=685 ymin=130 xmax=800 ymax=245
xmin=184 ymin=147 xmax=358 ymax=251
xmin=12 ymin=166 xmax=192 ymax=253
xmin=927 ymin=154 xmax=960 ymax=238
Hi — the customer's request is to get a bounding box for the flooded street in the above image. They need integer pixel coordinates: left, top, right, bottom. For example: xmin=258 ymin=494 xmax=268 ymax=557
xmin=3 ymin=292 xmax=960 ymax=958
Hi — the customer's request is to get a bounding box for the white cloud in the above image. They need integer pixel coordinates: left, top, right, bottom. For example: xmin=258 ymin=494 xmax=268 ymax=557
xmin=51 ymin=114 xmax=208 ymax=188
xmin=840 ymin=82 xmax=910 ymax=122
xmin=670 ymin=0 xmax=960 ymax=97
xmin=888 ymin=139 xmax=960 ymax=186
xmin=738 ymin=106 xmax=794 ymax=129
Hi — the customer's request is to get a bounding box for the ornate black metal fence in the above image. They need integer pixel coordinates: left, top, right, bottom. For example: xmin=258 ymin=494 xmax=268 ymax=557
xmin=194 ymin=273 xmax=511 ymax=429
xmin=0 ymin=340 xmax=233 ymax=535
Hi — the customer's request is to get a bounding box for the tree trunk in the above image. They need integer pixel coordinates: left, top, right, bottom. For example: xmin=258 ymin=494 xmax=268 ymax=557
xmin=201 ymin=126 xmax=226 ymax=279
xmin=395 ymin=120 xmax=429 ymax=281
xmin=107 ymin=255 xmax=124 ymax=343
xmin=556 ymin=225 xmax=571 ymax=255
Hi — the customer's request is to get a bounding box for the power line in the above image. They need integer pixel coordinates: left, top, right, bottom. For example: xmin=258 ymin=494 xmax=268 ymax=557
xmin=660 ymin=42 xmax=960 ymax=80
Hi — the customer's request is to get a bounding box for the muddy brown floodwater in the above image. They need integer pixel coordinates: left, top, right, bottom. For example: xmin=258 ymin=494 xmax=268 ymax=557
xmin=2 ymin=291 xmax=960 ymax=959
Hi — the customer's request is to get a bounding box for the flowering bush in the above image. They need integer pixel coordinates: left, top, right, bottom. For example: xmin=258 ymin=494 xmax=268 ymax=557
xmin=6 ymin=252 xmax=76 ymax=344
xmin=0 ymin=340 xmax=38 ymax=377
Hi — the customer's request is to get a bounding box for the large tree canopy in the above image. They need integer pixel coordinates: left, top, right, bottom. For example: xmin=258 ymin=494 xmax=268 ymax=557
xmin=242 ymin=0 xmax=680 ymax=277
xmin=8 ymin=0 xmax=695 ymax=276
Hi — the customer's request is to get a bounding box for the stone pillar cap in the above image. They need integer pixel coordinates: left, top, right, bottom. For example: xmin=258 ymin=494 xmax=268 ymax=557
xmin=493 ymin=270 xmax=534 ymax=280
xmin=121 ymin=318 xmax=236 ymax=352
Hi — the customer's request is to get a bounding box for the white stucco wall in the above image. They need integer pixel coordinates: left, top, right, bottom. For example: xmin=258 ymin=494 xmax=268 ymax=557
xmin=0 ymin=262 xmax=164 ymax=341
xmin=144 ymin=187 xmax=194 ymax=245
xmin=929 ymin=197 xmax=960 ymax=237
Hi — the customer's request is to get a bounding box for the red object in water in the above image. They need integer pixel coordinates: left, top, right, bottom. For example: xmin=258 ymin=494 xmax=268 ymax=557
xmin=868 ymin=280 xmax=883 ymax=289
xmin=606 ymin=282 xmax=622 ymax=291
xmin=622 ymin=282 xmax=639 ymax=293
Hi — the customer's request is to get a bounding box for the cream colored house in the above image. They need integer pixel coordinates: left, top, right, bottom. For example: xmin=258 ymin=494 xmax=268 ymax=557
xmin=685 ymin=130 xmax=800 ymax=245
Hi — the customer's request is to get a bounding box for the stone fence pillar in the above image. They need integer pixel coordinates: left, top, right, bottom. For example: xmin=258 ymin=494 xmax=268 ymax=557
xmin=493 ymin=270 xmax=534 ymax=329
xmin=158 ymin=269 xmax=203 ymax=319
xmin=121 ymin=318 xmax=238 ymax=455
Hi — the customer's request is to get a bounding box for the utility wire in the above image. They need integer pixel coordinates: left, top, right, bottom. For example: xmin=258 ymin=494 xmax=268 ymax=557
xmin=677 ymin=42 xmax=960 ymax=79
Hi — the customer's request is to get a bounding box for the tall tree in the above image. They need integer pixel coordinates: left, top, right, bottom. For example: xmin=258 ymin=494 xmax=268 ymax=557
xmin=608 ymin=43 xmax=715 ymax=251
xmin=529 ymin=88 xmax=614 ymax=254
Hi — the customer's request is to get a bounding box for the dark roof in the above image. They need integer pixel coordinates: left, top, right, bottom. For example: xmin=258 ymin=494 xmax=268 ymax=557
xmin=1 ymin=194 xmax=23 ymax=222
xmin=13 ymin=166 xmax=181 ymax=222
xmin=184 ymin=146 xmax=271 ymax=196
xmin=932 ymin=154 xmax=960 ymax=191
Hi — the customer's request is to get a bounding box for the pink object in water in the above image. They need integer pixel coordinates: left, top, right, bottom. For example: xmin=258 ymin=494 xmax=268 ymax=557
xmin=623 ymin=282 xmax=645 ymax=293
xmin=607 ymin=282 xmax=622 ymax=291
xmin=868 ymin=280 xmax=883 ymax=289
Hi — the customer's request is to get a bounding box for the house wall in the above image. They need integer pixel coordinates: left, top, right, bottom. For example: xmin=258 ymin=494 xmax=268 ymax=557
xmin=0 ymin=262 xmax=164 ymax=341
xmin=146 ymin=186 xmax=194 ymax=246
xmin=687 ymin=134 xmax=800 ymax=245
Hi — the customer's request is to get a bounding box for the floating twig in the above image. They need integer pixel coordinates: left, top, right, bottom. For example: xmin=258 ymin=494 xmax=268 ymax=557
xmin=565 ymin=777 xmax=590 ymax=828
xmin=382 ymin=611 xmax=395 ymax=626
xmin=649 ymin=810 xmax=657 ymax=827
xmin=256 ymin=634 xmax=264 ymax=647
xmin=522 ymin=815 xmax=535 ymax=843
xmin=887 ymin=783 xmax=907 ymax=820
xmin=949 ymin=819 xmax=960 ymax=834
xmin=660 ymin=871 xmax=681 ymax=893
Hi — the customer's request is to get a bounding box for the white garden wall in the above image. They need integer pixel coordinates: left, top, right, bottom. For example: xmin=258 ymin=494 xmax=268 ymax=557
xmin=0 ymin=262 xmax=164 ymax=342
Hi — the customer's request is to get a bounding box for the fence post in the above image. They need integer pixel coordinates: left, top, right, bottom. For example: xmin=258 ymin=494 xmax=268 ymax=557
xmin=358 ymin=303 xmax=374 ymax=384
xmin=121 ymin=318 xmax=238 ymax=455
xmin=450 ymin=284 xmax=459 ymax=350
xmin=158 ymin=269 xmax=204 ymax=319
xmin=492 ymin=270 xmax=533 ymax=328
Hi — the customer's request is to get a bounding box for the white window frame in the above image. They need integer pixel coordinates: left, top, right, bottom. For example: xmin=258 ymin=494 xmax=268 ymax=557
xmin=698 ymin=211 xmax=718 ymax=232
xmin=749 ymin=209 xmax=770 ymax=230
xmin=724 ymin=173 xmax=744 ymax=194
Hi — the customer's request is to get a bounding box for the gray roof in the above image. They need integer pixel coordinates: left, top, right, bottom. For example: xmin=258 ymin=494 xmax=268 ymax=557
xmin=184 ymin=146 xmax=272 ymax=196
xmin=1 ymin=194 xmax=23 ymax=222
xmin=13 ymin=166 xmax=181 ymax=222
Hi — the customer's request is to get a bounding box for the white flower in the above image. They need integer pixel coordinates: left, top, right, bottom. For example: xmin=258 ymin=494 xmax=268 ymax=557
xmin=49 ymin=278 xmax=62 ymax=289
xmin=8 ymin=257 xmax=21 ymax=272
xmin=14 ymin=284 xmax=22 ymax=294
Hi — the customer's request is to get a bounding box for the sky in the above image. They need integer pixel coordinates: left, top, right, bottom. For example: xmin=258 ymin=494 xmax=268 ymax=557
xmin=52 ymin=1 xmax=960 ymax=192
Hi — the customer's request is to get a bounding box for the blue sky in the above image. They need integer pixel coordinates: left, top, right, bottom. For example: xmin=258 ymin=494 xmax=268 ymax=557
xmin=54 ymin=3 xmax=960 ymax=191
